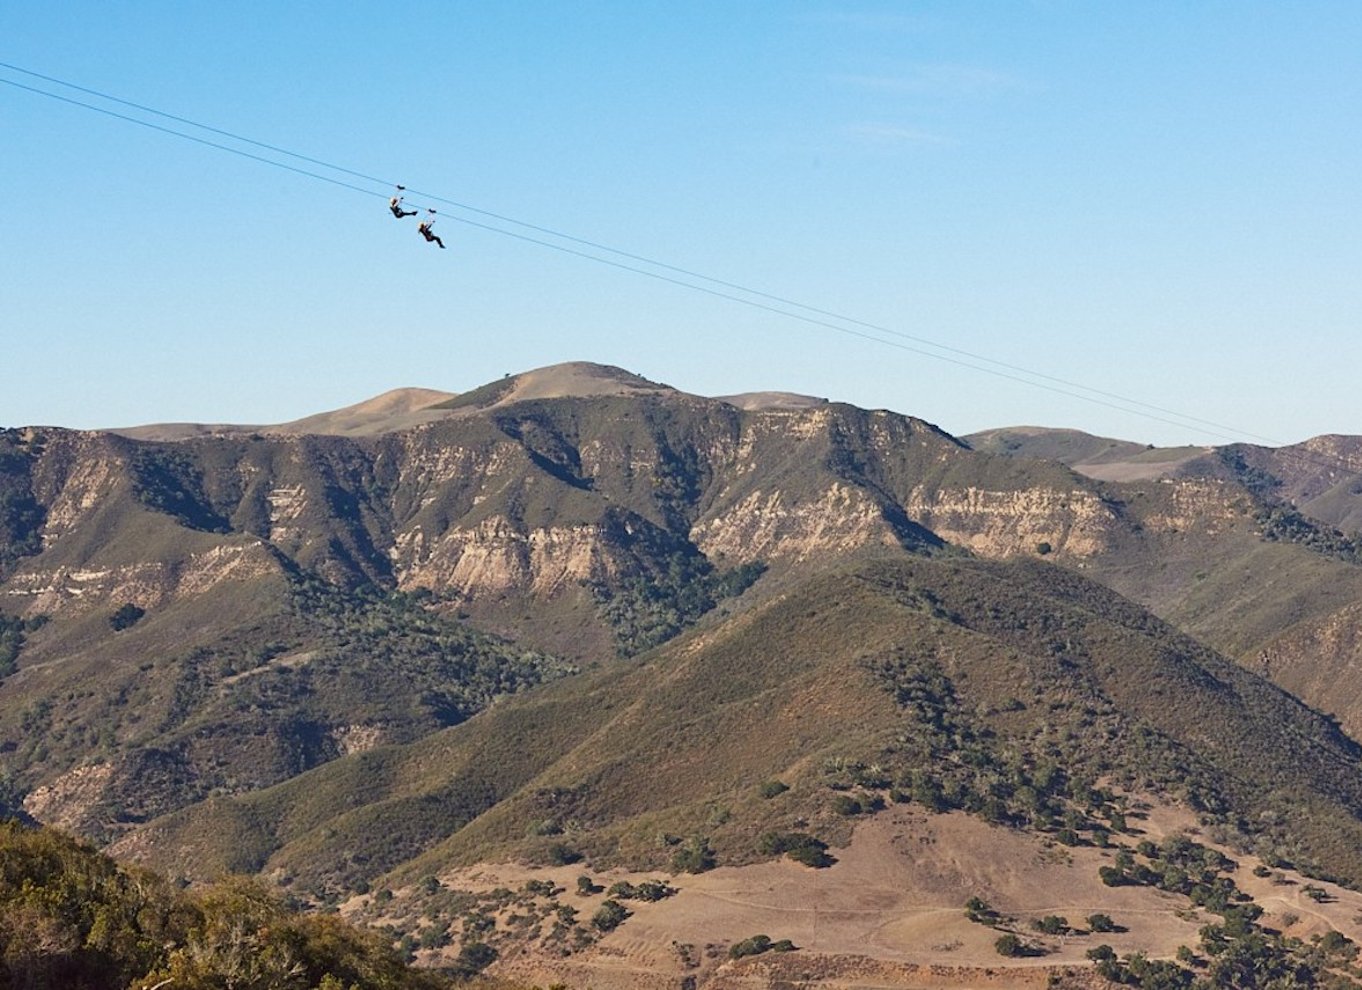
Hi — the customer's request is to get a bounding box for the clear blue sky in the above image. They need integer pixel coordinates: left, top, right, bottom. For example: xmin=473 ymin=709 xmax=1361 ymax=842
xmin=3 ymin=2 xmax=1359 ymax=446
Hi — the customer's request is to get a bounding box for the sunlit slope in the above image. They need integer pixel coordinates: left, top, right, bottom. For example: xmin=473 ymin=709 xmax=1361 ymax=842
xmin=120 ymin=554 xmax=1362 ymax=898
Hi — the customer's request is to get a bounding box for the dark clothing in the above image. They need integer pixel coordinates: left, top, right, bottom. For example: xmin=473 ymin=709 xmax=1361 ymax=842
xmin=418 ymin=222 xmax=446 ymax=248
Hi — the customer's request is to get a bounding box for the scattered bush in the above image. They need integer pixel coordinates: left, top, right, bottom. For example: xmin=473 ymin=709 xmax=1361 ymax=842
xmin=994 ymin=933 xmax=1026 ymax=957
xmin=670 ymin=836 xmax=716 ymax=874
xmin=728 ymin=935 xmax=797 ymax=959
xmin=453 ymin=941 xmax=497 ymax=975
xmin=591 ymin=899 xmax=630 ymax=932
xmin=109 ymin=602 xmax=145 ymax=631
xmin=965 ymin=897 xmax=1004 ymax=926
xmin=831 ymin=794 xmax=863 ymax=816
xmin=544 ymin=842 xmax=582 ymax=866
xmin=759 ymin=831 xmax=834 ymax=868
xmin=606 ymin=879 xmax=675 ymax=901
xmin=759 ymin=780 xmax=790 ymax=799
xmin=730 ymin=935 xmax=773 ymax=959
xmin=1033 ymin=915 xmax=1068 ymax=935
xmin=1087 ymin=912 xmax=1118 ymax=933
xmin=418 ymin=924 xmax=450 ymax=949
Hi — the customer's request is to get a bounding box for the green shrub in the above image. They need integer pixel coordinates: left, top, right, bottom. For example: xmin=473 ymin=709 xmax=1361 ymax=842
xmin=109 ymin=603 xmax=145 ymax=631
xmin=964 ymin=897 xmax=1002 ymax=926
xmin=544 ymin=842 xmax=582 ymax=866
xmin=632 ymin=879 xmax=676 ymax=901
xmin=759 ymin=831 xmax=835 ymax=868
xmin=591 ymin=899 xmax=630 ymax=932
xmin=670 ymin=836 xmax=716 ymax=873
xmin=729 ymin=935 xmax=773 ymax=959
xmin=1033 ymin=915 xmax=1068 ymax=935
xmin=759 ymin=780 xmax=790 ymax=799
xmin=995 ymin=933 xmax=1025 ymax=957
xmin=454 ymin=941 xmax=497 ymax=975
xmin=831 ymin=794 xmax=863 ymax=816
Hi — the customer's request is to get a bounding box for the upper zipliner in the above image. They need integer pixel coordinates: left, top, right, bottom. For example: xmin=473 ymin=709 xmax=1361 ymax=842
xmin=389 ymin=185 xmax=417 ymax=218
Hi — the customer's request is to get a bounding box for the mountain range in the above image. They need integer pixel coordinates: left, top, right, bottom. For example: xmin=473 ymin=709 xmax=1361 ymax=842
xmin=5 ymin=361 xmax=1362 ymax=987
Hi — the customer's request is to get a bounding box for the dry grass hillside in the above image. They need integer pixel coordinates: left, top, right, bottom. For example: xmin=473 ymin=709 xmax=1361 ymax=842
xmin=345 ymin=801 xmax=1362 ymax=990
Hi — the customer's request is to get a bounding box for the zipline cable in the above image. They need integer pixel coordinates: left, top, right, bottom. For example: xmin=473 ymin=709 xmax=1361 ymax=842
xmin=0 ymin=77 xmax=382 ymax=200
xmin=0 ymin=60 xmax=1280 ymax=445
xmin=449 ymin=213 xmax=1253 ymax=441
xmin=0 ymin=59 xmax=392 ymax=190
xmin=0 ymin=60 xmax=1277 ymax=446
xmin=2 ymin=63 xmax=1352 ymax=473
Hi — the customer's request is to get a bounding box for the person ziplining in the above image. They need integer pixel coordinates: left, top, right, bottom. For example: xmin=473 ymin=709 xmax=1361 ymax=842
xmin=417 ymin=209 xmax=446 ymax=249
xmin=389 ymin=185 xmax=417 ymax=218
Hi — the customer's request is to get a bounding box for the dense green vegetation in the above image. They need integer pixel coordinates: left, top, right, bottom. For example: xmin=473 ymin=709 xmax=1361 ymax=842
xmin=1254 ymin=502 xmax=1362 ymax=565
xmin=107 ymin=603 xmax=144 ymax=631
xmin=0 ymin=573 xmax=573 ymax=846
xmin=758 ymin=831 xmax=835 ymax=868
xmin=0 ymin=819 xmax=454 ymax=989
xmin=1218 ymin=445 xmax=1284 ymax=499
xmin=0 ymin=431 xmax=44 ymax=579
xmin=0 ymin=612 xmax=44 ymax=680
xmin=129 ymin=443 xmax=232 ymax=533
xmin=587 ymin=549 xmax=764 ymax=656
xmin=286 ymin=576 xmax=574 ymax=730
xmin=1084 ymin=835 xmax=1362 ymax=989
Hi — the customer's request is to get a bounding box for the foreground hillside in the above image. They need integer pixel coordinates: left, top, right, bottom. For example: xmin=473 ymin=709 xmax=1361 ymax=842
xmin=0 ymin=820 xmax=457 ymax=989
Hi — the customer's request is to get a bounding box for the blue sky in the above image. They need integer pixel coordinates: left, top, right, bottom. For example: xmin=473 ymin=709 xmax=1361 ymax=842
xmin=3 ymin=3 xmax=1359 ymax=446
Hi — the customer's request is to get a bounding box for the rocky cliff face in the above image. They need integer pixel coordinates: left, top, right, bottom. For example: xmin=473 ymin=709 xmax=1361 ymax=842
xmin=0 ymin=391 xmax=1287 ymax=635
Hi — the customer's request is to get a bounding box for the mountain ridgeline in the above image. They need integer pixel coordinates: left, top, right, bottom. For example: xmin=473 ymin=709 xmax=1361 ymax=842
xmin=5 ymin=362 xmax=1362 ymax=944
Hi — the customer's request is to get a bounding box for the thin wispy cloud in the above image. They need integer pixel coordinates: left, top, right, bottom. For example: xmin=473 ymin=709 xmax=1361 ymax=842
xmin=844 ymin=122 xmax=956 ymax=148
xmin=835 ymin=64 xmax=1028 ymax=98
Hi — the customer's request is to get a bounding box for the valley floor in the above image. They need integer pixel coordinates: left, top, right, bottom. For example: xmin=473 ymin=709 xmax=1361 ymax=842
xmin=347 ymin=803 xmax=1362 ymax=989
